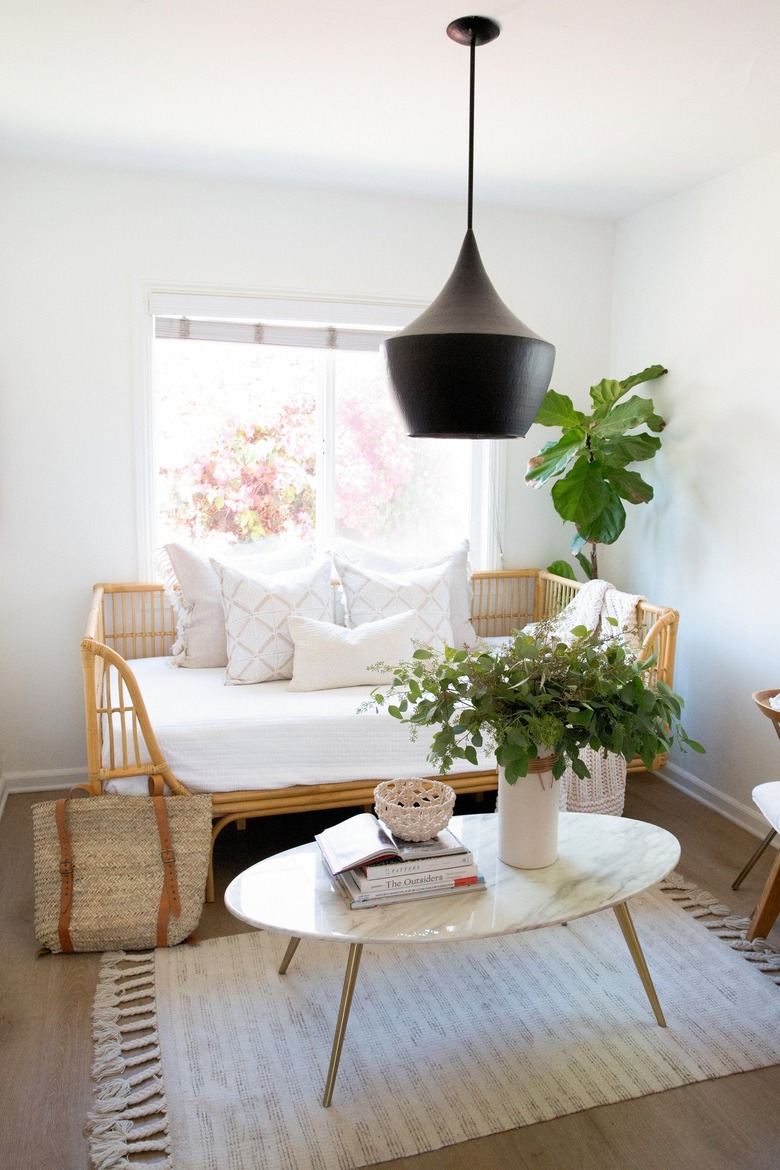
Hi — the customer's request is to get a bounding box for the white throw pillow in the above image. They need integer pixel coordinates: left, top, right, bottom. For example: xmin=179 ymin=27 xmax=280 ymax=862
xmin=212 ymin=556 xmax=334 ymax=684
xmin=163 ymin=539 xmax=314 ymax=668
xmin=335 ymin=539 xmax=476 ymax=648
xmin=333 ymin=555 xmax=453 ymax=651
xmin=287 ymin=610 xmax=418 ymax=691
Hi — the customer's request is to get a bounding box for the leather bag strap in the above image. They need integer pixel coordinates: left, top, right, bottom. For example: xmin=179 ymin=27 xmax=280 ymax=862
xmin=148 ymin=776 xmax=181 ymax=947
xmin=54 ymin=799 xmax=75 ymax=954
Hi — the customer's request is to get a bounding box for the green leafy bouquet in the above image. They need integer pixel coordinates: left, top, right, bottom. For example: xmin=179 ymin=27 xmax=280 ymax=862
xmin=370 ymin=622 xmax=703 ymax=784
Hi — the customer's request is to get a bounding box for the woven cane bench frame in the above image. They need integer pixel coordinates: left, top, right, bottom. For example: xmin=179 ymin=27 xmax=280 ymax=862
xmin=81 ymin=570 xmax=679 ymax=899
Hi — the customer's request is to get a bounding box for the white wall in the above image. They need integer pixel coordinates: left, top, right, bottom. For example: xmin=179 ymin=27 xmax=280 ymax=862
xmin=0 ymin=157 xmax=614 ymax=795
xmin=608 ymin=148 xmax=780 ymax=834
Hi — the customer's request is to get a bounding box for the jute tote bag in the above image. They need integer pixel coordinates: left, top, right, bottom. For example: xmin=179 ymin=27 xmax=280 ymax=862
xmin=32 ymin=778 xmax=212 ymax=953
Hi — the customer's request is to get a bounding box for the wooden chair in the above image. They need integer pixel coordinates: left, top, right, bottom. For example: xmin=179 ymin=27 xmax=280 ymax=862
xmin=732 ymin=690 xmax=780 ymax=941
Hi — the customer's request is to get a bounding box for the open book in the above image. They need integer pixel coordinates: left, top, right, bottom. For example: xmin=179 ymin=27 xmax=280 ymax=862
xmin=315 ymin=812 xmax=467 ymax=876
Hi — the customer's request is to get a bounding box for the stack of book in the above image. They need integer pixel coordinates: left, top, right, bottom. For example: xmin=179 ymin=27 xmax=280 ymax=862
xmin=315 ymin=812 xmax=485 ymax=908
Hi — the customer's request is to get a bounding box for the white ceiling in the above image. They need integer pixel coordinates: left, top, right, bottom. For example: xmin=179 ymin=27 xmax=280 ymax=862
xmin=2 ymin=0 xmax=780 ymax=219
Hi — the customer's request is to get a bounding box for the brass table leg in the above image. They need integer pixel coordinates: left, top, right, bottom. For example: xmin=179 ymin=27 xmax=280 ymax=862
xmin=612 ymin=901 xmax=667 ymax=1027
xmin=322 ymin=942 xmax=363 ymax=1107
xmin=278 ymin=936 xmax=301 ymax=974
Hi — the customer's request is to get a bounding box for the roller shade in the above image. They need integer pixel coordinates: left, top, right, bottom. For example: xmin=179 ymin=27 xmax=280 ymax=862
xmin=154 ymin=316 xmax=393 ymax=351
xmin=149 ymin=291 xmax=419 ymax=353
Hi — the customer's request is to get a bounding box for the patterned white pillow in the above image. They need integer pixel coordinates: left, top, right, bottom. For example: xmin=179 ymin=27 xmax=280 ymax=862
xmin=212 ymin=557 xmax=334 ymax=684
xmin=287 ymin=610 xmax=418 ymax=691
xmin=163 ymin=539 xmax=314 ymax=668
xmin=333 ymin=556 xmax=452 ymax=651
xmin=335 ymin=539 xmax=476 ymax=648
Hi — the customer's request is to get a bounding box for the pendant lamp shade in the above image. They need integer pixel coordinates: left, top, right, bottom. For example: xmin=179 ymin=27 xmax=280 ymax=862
xmin=383 ymin=15 xmax=555 ymax=439
xmin=384 ymin=229 xmax=555 ymax=438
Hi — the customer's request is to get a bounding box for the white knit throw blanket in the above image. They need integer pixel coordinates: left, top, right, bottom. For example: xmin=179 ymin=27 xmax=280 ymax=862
xmin=548 ymin=579 xmax=646 ymax=814
xmin=546 ymin=578 xmax=612 ymax=641
xmin=601 ymin=586 xmax=646 ymax=649
xmin=546 ymin=578 xmax=646 ymax=648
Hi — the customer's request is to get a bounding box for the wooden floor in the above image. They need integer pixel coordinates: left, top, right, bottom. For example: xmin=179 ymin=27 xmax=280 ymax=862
xmin=2 ymin=776 xmax=779 ymax=1170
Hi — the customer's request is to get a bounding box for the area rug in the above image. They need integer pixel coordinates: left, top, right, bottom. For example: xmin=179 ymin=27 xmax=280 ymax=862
xmin=86 ymin=874 xmax=780 ymax=1170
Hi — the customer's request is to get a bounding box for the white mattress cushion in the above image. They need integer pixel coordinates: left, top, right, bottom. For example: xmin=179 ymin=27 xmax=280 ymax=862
xmin=104 ymin=657 xmax=494 ymax=796
xmin=212 ymin=556 xmax=334 ymax=684
xmin=287 ymin=610 xmax=417 ymax=691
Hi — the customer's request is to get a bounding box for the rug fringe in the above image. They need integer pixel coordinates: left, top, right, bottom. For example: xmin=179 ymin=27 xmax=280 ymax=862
xmin=660 ymin=871 xmax=780 ymax=985
xmin=85 ymin=951 xmax=172 ymax=1170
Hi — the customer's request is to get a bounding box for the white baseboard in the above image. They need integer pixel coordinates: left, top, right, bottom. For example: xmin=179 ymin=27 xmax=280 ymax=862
xmin=3 ymin=767 xmax=87 ymax=796
xmin=656 ymin=761 xmax=772 ymax=841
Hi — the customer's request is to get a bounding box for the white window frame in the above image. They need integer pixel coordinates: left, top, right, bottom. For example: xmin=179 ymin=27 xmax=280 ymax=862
xmin=136 ymin=284 xmax=504 ymax=577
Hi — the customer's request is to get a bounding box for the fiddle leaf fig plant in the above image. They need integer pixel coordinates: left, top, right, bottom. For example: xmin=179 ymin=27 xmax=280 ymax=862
xmin=525 ymin=365 xmax=667 ymax=580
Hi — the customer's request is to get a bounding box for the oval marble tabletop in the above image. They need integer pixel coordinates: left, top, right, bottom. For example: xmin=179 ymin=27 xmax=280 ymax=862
xmin=225 ymin=811 xmax=681 ymax=945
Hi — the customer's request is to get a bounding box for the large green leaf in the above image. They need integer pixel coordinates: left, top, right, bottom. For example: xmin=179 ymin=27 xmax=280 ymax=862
xmin=619 ymin=365 xmax=667 ymax=394
xmin=576 ymin=551 xmax=594 ymax=579
xmin=596 ymin=433 xmax=662 ymax=466
xmin=534 ymin=390 xmax=586 ymax=429
xmin=603 ymin=467 xmax=654 ymax=505
xmin=589 ymin=378 xmax=626 ymax=417
xmin=550 ymin=457 xmax=611 ymax=524
xmin=594 ymin=395 xmax=656 ymax=437
xmin=547 ymin=559 xmax=577 ymax=580
xmin=525 ymin=429 xmax=586 ymax=484
xmin=578 ymin=490 xmax=627 ymax=545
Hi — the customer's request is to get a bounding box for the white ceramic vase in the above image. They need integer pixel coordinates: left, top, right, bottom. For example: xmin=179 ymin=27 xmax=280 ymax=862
xmin=497 ymin=753 xmax=559 ymax=869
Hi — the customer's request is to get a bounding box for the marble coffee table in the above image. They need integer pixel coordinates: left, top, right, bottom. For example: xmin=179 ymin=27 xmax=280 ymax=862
xmin=225 ymin=811 xmax=680 ymax=1106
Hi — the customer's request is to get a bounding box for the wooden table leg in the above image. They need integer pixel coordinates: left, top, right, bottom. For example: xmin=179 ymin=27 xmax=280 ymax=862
xmin=747 ymin=845 xmax=780 ymax=941
xmin=613 ymin=901 xmax=667 ymax=1027
xmin=322 ymin=942 xmax=363 ymax=1107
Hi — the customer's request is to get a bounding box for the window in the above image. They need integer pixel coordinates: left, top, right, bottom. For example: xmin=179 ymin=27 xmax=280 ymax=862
xmin=145 ymin=291 xmax=502 ymax=567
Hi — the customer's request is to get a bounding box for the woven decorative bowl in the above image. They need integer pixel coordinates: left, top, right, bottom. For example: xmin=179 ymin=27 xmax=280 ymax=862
xmin=374 ymin=778 xmax=456 ymax=842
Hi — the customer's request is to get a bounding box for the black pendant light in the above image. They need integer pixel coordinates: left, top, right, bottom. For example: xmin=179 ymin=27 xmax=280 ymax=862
xmin=383 ymin=15 xmax=555 ymax=439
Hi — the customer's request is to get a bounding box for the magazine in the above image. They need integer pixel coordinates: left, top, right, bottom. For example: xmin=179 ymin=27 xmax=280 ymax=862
xmin=361 ymin=849 xmax=474 ymax=881
xmin=354 ymin=860 xmax=480 ymax=893
xmin=332 ymin=866 xmax=487 ymax=909
xmin=315 ymin=812 xmax=467 ymax=876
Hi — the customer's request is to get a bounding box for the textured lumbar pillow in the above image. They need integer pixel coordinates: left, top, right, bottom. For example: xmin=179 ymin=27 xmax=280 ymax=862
xmin=212 ymin=556 xmax=333 ymax=684
xmin=334 ymin=539 xmax=476 ymax=648
xmin=287 ymin=609 xmax=418 ymax=692
xmin=162 ymin=540 xmax=313 ymax=668
xmin=332 ymin=555 xmax=452 ymax=651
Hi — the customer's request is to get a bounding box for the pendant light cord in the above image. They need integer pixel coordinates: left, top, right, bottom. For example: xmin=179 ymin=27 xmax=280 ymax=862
xmin=467 ymin=30 xmax=476 ymax=231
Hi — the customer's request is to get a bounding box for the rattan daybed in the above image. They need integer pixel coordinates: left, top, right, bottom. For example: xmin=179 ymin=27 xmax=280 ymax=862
xmin=81 ymin=569 xmax=679 ymax=899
